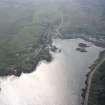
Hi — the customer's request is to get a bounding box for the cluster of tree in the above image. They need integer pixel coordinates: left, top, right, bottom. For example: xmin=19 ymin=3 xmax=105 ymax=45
xmin=0 ymin=0 xmax=105 ymax=76
xmin=0 ymin=0 xmax=56 ymax=76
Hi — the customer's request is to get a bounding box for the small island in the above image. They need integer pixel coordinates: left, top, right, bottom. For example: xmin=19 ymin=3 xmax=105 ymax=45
xmin=78 ymin=43 xmax=90 ymax=48
xmin=76 ymin=48 xmax=87 ymax=52
xmin=76 ymin=43 xmax=89 ymax=52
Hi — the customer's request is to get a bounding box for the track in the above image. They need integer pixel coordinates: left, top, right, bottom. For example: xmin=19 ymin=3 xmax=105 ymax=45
xmin=83 ymin=57 xmax=105 ymax=105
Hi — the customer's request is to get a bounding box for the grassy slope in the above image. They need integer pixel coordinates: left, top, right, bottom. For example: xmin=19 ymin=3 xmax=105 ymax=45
xmin=88 ymin=60 xmax=105 ymax=105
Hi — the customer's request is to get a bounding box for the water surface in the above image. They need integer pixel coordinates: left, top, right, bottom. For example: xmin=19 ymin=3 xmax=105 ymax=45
xmin=0 ymin=38 xmax=102 ymax=105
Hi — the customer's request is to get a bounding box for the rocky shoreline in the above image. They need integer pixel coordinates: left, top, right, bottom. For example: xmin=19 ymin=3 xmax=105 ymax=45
xmin=81 ymin=36 xmax=105 ymax=48
xmin=81 ymin=50 xmax=105 ymax=105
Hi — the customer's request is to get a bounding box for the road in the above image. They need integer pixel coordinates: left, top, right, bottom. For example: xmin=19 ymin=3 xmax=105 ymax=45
xmin=83 ymin=56 xmax=105 ymax=105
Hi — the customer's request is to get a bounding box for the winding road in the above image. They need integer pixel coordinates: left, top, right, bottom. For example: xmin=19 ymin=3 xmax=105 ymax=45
xmin=83 ymin=56 xmax=105 ymax=105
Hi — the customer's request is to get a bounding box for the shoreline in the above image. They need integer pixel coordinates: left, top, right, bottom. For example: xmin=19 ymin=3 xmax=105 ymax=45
xmin=81 ymin=36 xmax=105 ymax=48
xmin=0 ymin=47 xmax=53 ymax=77
xmin=81 ymin=50 xmax=105 ymax=105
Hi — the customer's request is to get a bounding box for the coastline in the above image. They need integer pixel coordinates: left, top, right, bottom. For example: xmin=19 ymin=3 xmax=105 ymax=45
xmin=81 ymin=50 xmax=105 ymax=105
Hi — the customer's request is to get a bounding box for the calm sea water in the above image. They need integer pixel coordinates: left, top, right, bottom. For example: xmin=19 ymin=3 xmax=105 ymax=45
xmin=0 ymin=38 xmax=103 ymax=105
